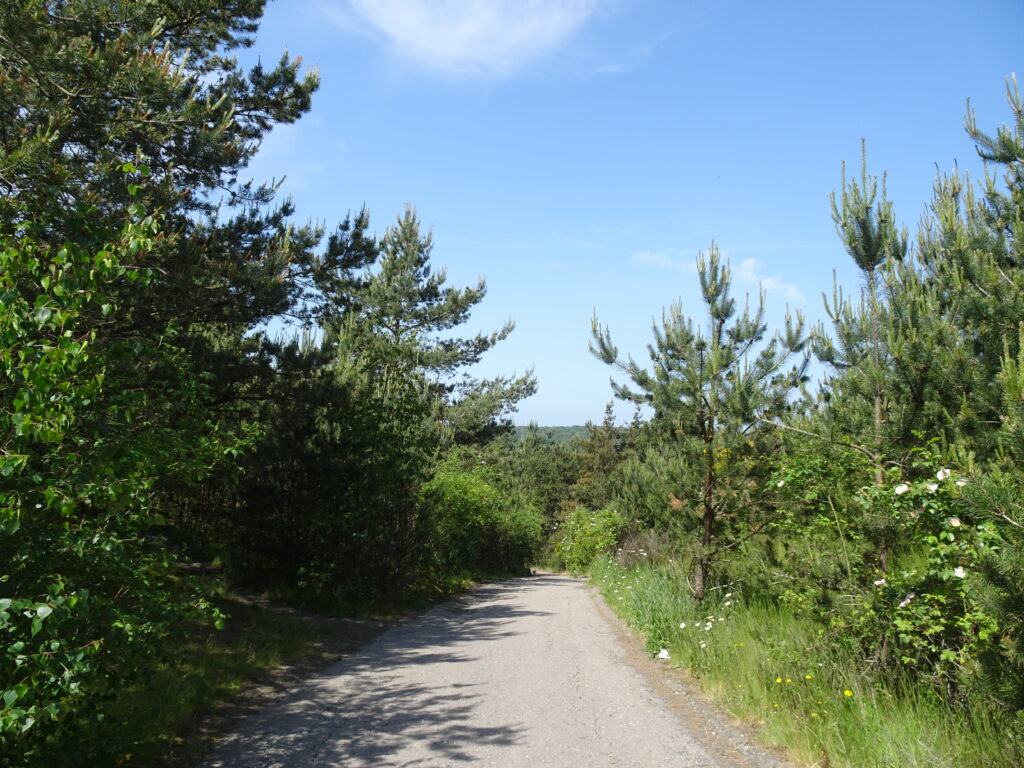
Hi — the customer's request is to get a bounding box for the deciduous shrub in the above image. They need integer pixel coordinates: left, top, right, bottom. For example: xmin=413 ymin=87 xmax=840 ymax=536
xmin=555 ymin=506 xmax=626 ymax=574
xmin=421 ymin=469 xmax=541 ymax=578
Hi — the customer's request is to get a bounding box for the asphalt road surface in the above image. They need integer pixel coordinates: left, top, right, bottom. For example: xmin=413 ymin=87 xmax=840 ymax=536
xmin=198 ymin=573 xmax=785 ymax=768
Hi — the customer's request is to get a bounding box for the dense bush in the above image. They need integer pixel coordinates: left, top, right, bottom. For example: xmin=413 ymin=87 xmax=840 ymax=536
xmin=421 ymin=468 xmax=542 ymax=577
xmin=555 ymin=506 xmax=626 ymax=574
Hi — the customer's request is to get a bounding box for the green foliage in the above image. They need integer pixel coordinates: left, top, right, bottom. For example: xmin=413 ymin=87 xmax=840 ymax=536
xmin=96 ymin=595 xmax=339 ymax=768
xmin=512 ymin=425 xmax=589 ymax=444
xmin=9 ymin=1 xmax=1024 ymax=763
xmin=554 ymin=506 xmax=625 ymax=574
xmin=591 ymin=558 xmax=1015 ymax=767
xmin=592 ymin=243 xmax=807 ymax=598
xmin=0 ymin=2 xmax=543 ymax=765
xmin=816 ymin=467 xmax=1000 ymax=687
xmin=421 ymin=467 xmax=542 ymax=577
xmin=0 ymin=204 xmax=226 ymax=765
xmin=576 ymin=78 xmax=1024 ymax=757
xmin=563 ymin=404 xmax=631 ymax=513
xmin=188 ymin=206 xmax=535 ymax=598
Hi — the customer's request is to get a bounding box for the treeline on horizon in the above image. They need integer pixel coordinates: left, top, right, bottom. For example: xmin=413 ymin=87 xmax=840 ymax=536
xmin=514 ymin=425 xmax=589 ymax=443
xmin=3 ymin=2 xmax=1024 ymax=766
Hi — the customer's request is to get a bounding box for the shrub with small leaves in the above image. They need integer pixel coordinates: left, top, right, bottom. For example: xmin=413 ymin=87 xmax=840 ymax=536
xmin=555 ymin=506 xmax=626 ymax=574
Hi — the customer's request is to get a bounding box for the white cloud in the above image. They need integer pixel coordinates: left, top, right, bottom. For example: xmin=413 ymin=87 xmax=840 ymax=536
xmin=734 ymin=258 xmax=805 ymax=303
xmin=632 ymin=250 xmax=697 ymax=273
xmin=593 ymin=30 xmax=676 ymax=76
xmin=333 ymin=0 xmax=603 ymax=77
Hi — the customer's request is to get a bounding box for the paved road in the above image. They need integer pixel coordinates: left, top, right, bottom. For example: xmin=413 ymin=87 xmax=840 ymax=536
xmin=198 ymin=573 xmax=783 ymax=768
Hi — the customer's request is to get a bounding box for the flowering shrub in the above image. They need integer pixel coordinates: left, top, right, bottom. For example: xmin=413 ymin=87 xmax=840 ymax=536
xmin=829 ymin=466 xmax=1000 ymax=689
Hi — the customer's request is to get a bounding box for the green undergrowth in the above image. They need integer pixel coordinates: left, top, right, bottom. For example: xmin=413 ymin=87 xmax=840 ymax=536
xmin=89 ymin=594 xmax=337 ymax=768
xmin=590 ymin=557 xmax=1015 ymax=767
xmin=264 ymin=576 xmax=475 ymax=620
xmin=94 ymin=573 xmax=497 ymax=767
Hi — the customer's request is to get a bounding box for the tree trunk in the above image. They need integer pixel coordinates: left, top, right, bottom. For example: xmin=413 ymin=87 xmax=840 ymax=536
xmin=695 ymin=449 xmax=715 ymax=601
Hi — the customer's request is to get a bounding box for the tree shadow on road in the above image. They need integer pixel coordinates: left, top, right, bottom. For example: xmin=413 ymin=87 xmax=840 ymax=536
xmin=201 ymin=574 xmax=566 ymax=767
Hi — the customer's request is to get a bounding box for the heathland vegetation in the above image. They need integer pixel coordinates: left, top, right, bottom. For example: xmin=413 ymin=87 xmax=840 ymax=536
xmin=3 ymin=3 xmax=1024 ymax=766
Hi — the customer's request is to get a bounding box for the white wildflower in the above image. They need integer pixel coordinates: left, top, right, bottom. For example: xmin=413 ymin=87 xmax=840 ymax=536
xmin=953 ymin=566 xmax=966 ymax=579
xmin=657 ymin=649 xmax=670 ymax=659
xmin=679 ymin=622 xmax=686 ymax=629
xmin=777 ymin=479 xmax=785 ymax=488
xmin=955 ymin=478 xmax=968 ymax=487
xmin=898 ymin=592 xmax=916 ymax=609
xmin=894 ymin=483 xmax=910 ymax=495
xmin=926 ymin=483 xmax=939 ymax=493
xmin=699 ymin=641 xmax=707 ymax=649
xmin=948 ymin=517 xmax=962 ymax=527
xmin=704 ymin=622 xmax=713 ymax=631
xmin=724 ymin=593 xmax=732 ymax=598
xmin=874 ymin=578 xmax=886 ymax=586
xmin=724 ymin=600 xmax=733 ymax=607
xmin=936 ymin=468 xmax=952 ymax=481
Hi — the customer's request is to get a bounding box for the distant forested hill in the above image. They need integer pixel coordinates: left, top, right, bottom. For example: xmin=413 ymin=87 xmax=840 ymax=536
xmin=514 ymin=425 xmax=589 ymax=444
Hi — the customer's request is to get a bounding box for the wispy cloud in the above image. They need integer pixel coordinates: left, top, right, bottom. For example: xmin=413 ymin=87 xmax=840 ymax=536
xmin=593 ymin=30 xmax=677 ymax=76
xmin=734 ymin=258 xmax=805 ymax=303
xmin=328 ymin=0 xmax=604 ymax=78
xmin=632 ymin=249 xmax=697 ymax=273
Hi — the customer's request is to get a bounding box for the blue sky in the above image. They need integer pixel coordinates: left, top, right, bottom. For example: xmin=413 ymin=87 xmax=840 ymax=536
xmin=241 ymin=0 xmax=1023 ymax=425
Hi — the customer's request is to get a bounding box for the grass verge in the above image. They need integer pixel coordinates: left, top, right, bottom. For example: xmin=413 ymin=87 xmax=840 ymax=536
xmin=590 ymin=557 xmax=1015 ymax=768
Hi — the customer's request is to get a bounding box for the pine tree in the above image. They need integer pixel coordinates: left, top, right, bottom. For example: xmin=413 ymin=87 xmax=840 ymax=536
xmin=816 ymin=141 xmax=908 ymax=488
xmin=591 ymin=244 xmax=807 ymax=599
xmin=342 ymin=206 xmax=536 ymax=441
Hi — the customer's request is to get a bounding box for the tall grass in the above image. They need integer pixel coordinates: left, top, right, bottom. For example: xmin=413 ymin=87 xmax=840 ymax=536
xmin=590 ymin=557 xmax=1014 ymax=767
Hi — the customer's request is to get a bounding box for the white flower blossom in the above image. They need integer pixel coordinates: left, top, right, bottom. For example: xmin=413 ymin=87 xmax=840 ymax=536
xmin=948 ymin=517 xmax=962 ymax=527
xmin=704 ymin=622 xmax=713 ymax=631
xmin=657 ymin=649 xmax=670 ymax=659
xmin=874 ymin=578 xmax=887 ymax=586
xmin=894 ymin=483 xmax=910 ymax=495
xmin=936 ymin=468 xmax=951 ymax=481
xmin=724 ymin=593 xmax=732 ymax=598
xmin=699 ymin=641 xmax=707 ymax=649
xmin=723 ymin=600 xmax=733 ymax=607
xmin=955 ymin=478 xmax=968 ymax=487
xmin=953 ymin=566 xmax=966 ymax=579
xmin=777 ymin=479 xmax=785 ymax=488
xmin=679 ymin=622 xmax=686 ymax=629
xmin=898 ymin=592 xmax=916 ymax=609
xmin=926 ymin=483 xmax=939 ymax=493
